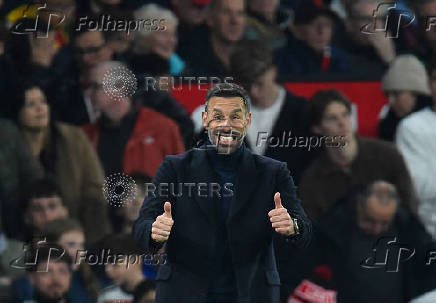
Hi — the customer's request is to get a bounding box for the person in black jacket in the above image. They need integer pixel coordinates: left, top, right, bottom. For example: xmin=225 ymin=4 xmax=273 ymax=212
xmin=229 ymin=39 xmax=314 ymax=185
xmin=133 ymin=83 xmax=311 ymax=303
xmin=288 ymin=181 xmax=436 ymax=303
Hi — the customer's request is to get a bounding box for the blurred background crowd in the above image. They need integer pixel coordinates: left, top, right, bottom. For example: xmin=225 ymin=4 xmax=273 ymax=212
xmin=0 ymin=0 xmax=436 ymax=302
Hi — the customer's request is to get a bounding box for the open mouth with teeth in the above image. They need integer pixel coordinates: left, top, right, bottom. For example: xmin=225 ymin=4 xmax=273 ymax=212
xmin=215 ymin=131 xmax=240 ymax=145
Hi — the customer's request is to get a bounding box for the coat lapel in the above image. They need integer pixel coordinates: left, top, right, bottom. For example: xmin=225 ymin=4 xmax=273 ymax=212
xmin=189 ymin=147 xmax=219 ymax=227
xmin=228 ymin=147 xmax=260 ymax=222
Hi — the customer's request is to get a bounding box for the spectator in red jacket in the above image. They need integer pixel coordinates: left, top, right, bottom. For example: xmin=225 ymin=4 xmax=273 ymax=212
xmin=83 ymin=61 xmax=185 ymax=178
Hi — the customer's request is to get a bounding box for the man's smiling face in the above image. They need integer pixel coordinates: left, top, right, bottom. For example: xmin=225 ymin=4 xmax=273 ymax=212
xmin=202 ymin=96 xmax=251 ymax=154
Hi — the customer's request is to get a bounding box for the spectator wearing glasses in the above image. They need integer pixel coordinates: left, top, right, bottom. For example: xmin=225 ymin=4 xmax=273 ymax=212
xmin=10 ymin=82 xmax=111 ymax=243
xmin=83 ymin=61 xmax=184 ymax=178
xmin=299 ymin=90 xmax=417 ymax=221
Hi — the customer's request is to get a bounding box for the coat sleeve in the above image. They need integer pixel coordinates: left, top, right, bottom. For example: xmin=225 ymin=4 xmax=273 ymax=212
xmin=132 ymin=156 xmax=177 ymax=252
xmin=276 ymin=162 xmax=312 ymax=249
xmin=76 ymin=129 xmax=112 ymax=243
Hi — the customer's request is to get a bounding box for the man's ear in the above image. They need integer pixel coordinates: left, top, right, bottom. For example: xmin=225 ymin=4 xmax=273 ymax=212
xmin=202 ymin=111 xmax=208 ymax=130
xmin=245 ymin=112 xmax=252 ymax=128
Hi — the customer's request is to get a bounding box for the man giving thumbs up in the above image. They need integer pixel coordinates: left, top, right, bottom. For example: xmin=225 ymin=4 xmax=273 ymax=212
xmin=269 ymin=192 xmax=298 ymax=236
xmin=151 ymin=202 xmax=174 ymax=242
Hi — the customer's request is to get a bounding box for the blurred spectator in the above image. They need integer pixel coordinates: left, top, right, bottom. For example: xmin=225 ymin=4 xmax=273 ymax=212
xmin=410 ymin=289 xmax=436 ymax=303
xmin=133 ymin=89 xmax=195 ymax=149
xmin=51 ymin=25 xmax=115 ymax=125
xmin=290 ymin=181 xmax=436 ymax=303
xmin=18 ymin=243 xmax=73 ymax=303
xmin=275 ymin=1 xmax=350 ymax=76
xmin=379 ymin=55 xmax=432 ymax=141
xmin=118 ymin=173 xmax=151 ymax=234
xmin=3 ymin=18 xmax=60 ymax=100
xmin=178 ymin=0 xmax=246 ymax=77
xmin=170 ymin=0 xmax=211 ymax=42
xmin=76 ymin=0 xmax=123 ymax=16
xmin=0 ymin=119 xmax=41 ymax=237
xmin=0 ymin=21 xmax=6 ymax=57
xmin=130 ymin=3 xmax=185 ymax=76
xmin=133 ymin=279 xmax=156 ymax=303
xmin=0 ymin=207 xmax=25 ymax=302
xmin=45 ymin=218 xmax=100 ymax=302
xmin=97 ymin=234 xmax=147 ymax=303
xmin=335 ymin=0 xmax=396 ymax=76
xmin=299 ymin=90 xmax=417 ymax=221
xmin=83 ymin=61 xmax=185 ymax=177
xmin=11 ymin=82 xmax=111 ymax=243
xmin=229 ymin=39 xmax=310 ymax=184
xmin=21 ymin=179 xmax=69 ymax=242
xmin=244 ymin=0 xmax=291 ymax=49
xmin=12 ymin=219 xmax=100 ymax=303
xmin=395 ymin=58 xmax=436 ymax=238
xmin=410 ymin=0 xmax=436 ymax=65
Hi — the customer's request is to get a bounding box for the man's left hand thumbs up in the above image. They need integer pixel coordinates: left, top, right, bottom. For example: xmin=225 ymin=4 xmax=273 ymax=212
xmin=268 ymin=192 xmax=294 ymax=236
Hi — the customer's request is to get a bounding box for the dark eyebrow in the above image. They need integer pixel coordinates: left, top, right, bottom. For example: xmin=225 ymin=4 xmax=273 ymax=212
xmin=231 ymin=109 xmax=243 ymax=114
xmin=212 ymin=109 xmax=224 ymax=114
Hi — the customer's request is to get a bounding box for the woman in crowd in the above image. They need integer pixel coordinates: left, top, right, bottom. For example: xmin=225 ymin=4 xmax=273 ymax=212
xmin=10 ymin=81 xmax=111 ymax=243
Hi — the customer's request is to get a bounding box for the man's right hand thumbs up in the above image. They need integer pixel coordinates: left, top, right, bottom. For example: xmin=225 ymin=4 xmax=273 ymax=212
xmin=151 ymin=202 xmax=174 ymax=242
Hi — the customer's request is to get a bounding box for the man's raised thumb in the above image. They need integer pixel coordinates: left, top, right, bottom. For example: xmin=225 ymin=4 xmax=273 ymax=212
xmin=274 ymin=192 xmax=282 ymax=209
xmin=164 ymin=202 xmax=172 ymax=218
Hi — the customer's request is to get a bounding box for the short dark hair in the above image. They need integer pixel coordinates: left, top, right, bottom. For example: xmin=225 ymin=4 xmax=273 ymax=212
xmin=133 ymin=279 xmax=156 ymax=303
xmin=26 ymin=242 xmax=73 ymax=272
xmin=23 ymin=178 xmax=64 ymax=212
xmin=205 ymin=83 xmax=251 ymax=114
xmin=308 ymin=89 xmax=351 ymax=127
xmin=230 ymin=40 xmax=274 ymax=88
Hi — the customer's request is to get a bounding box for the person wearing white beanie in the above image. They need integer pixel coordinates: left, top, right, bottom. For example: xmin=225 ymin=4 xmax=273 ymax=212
xmin=378 ymin=54 xmax=433 ymax=141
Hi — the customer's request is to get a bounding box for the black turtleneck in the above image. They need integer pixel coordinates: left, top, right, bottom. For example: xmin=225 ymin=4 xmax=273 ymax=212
xmin=205 ymin=138 xmax=244 ymax=298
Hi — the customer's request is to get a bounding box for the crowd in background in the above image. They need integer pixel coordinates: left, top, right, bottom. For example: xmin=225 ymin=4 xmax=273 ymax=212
xmin=0 ymin=0 xmax=436 ymax=302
